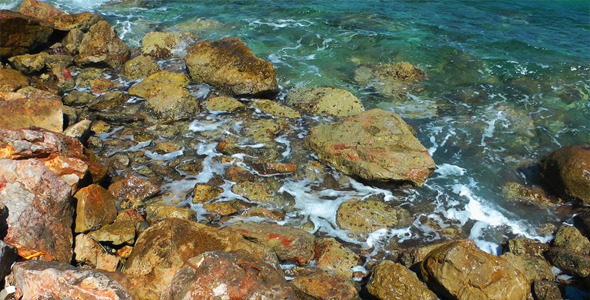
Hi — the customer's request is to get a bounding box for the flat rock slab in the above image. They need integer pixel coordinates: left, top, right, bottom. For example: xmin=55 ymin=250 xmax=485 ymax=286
xmin=0 ymin=127 xmax=85 ymax=160
xmin=0 ymin=159 xmax=73 ymax=262
xmin=306 ymin=108 xmax=435 ymax=186
xmin=0 ymin=97 xmax=63 ymax=132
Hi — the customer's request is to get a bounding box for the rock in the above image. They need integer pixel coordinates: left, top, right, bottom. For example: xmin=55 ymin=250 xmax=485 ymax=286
xmin=74 ymin=234 xmax=121 ymax=272
xmin=241 ymin=207 xmax=285 ymax=221
xmin=230 ymin=181 xmax=291 ymax=206
xmin=202 ymin=202 xmax=239 ymax=216
xmin=306 ymin=109 xmax=435 ymax=186
xmin=0 ymin=69 xmax=29 ymax=92
xmin=289 ymin=268 xmax=360 ymax=300
xmin=421 ymin=240 xmax=530 ymax=300
xmin=502 ymin=252 xmax=555 ymax=283
xmin=141 ymin=31 xmax=198 ymax=59
xmin=387 ymin=241 xmax=450 ymax=268
xmin=532 ymin=281 xmax=563 ymax=300
xmin=8 ymin=52 xmax=48 ymax=74
xmin=574 ymin=210 xmax=590 ymax=239
xmin=314 ymin=237 xmax=361 ymax=278
xmin=145 ymin=203 xmax=197 ymax=223
xmin=202 ymin=95 xmax=246 ymax=113
xmin=192 ymin=184 xmax=223 ymax=204
xmin=336 ymin=200 xmax=411 ymax=239
xmin=554 ymin=225 xmax=590 ymax=255
xmin=252 ymin=98 xmax=302 ymax=118
xmin=108 ymin=174 xmax=160 ymax=206
xmin=0 ymin=159 xmax=73 ymax=262
xmin=76 ymin=20 xmax=130 ymax=68
xmin=17 ymin=0 xmax=64 ymax=21
xmin=547 ymin=247 xmax=590 ymax=278
xmin=88 ymin=220 xmax=136 ymax=246
xmin=63 ymin=28 xmax=84 ymax=55
xmin=64 ymin=90 xmax=96 ymax=106
xmin=226 ymin=222 xmax=315 ymax=265
xmin=186 ymin=37 xmax=279 ymax=97
xmin=0 ymin=240 xmax=18 ymax=286
xmin=122 ymin=54 xmax=161 ymax=80
xmin=253 ymin=162 xmax=298 ymax=175
xmin=74 ymin=184 xmax=117 ymax=233
xmin=124 ymin=218 xmax=278 ymax=299
xmin=225 ymin=164 xmax=256 ymax=182
xmin=88 ymin=90 xmax=128 ymax=110
xmin=161 ymin=250 xmax=299 ymax=300
xmin=7 ymin=260 xmax=131 ymax=299
xmin=541 ymin=144 xmax=590 ymax=205
xmin=50 ymin=12 xmax=102 ymax=32
xmin=39 ymin=154 xmax=88 ymax=192
xmin=286 ymin=87 xmax=365 ymax=117
xmin=354 ymin=62 xmax=425 ymax=99
xmin=0 ymin=11 xmax=54 ymax=58
xmin=63 ymin=119 xmax=92 ymax=141
xmin=0 ymin=88 xmax=62 ymax=131
xmin=0 ymin=127 xmax=85 ymax=160
xmin=367 ymin=260 xmax=436 ymax=300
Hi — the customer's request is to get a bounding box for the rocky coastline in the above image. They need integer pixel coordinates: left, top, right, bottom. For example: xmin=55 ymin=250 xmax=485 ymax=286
xmin=1 ymin=1 xmax=589 ymax=299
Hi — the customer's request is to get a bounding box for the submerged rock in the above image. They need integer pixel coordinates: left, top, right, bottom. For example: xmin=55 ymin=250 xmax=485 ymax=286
xmin=186 ymin=37 xmax=279 ymax=97
xmin=286 ymin=86 xmax=365 ymax=117
xmin=306 ymin=109 xmax=435 ymax=186
xmin=141 ymin=31 xmax=198 ymax=59
xmin=421 ymin=240 xmax=530 ymax=300
xmin=354 ymin=62 xmax=426 ymax=99
xmin=0 ymin=11 xmax=54 ymax=58
xmin=541 ymin=144 xmax=590 ymax=205
xmin=336 ymin=200 xmax=411 ymax=239
xmin=367 ymin=260 xmax=437 ymax=300
xmin=251 ymin=98 xmax=301 ymax=118
xmin=76 ymin=20 xmax=130 ymax=68
xmin=108 ymin=174 xmax=160 ymax=207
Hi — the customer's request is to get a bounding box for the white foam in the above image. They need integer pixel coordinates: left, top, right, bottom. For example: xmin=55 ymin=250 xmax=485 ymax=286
xmin=107 ymin=140 xmax=152 ymax=157
xmin=274 ymin=134 xmax=291 ymax=158
xmin=144 ymin=147 xmax=184 ymax=161
xmin=189 ymin=120 xmax=223 ymax=132
xmin=435 ymin=163 xmax=466 ymax=177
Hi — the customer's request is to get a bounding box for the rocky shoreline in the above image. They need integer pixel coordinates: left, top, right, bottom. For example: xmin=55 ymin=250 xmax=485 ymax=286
xmin=1 ymin=1 xmax=589 ymax=299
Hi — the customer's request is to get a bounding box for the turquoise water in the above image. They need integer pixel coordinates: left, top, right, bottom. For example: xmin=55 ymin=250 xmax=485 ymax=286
xmin=3 ymin=0 xmax=589 ymax=251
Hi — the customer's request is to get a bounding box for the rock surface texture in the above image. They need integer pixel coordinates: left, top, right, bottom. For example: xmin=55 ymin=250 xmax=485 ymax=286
xmin=367 ymin=260 xmax=437 ymax=300
xmin=306 ymin=109 xmax=435 ymax=186
xmin=541 ymin=144 xmax=590 ymax=205
xmin=286 ymin=86 xmax=365 ymax=117
xmin=76 ymin=20 xmax=130 ymax=68
xmin=0 ymin=10 xmax=54 ymax=58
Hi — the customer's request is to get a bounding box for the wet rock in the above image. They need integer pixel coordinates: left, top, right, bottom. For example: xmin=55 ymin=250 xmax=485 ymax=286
xmin=75 ymin=67 xmax=103 ymax=88
xmin=124 ymin=218 xmax=278 ymax=299
xmin=74 ymin=184 xmax=117 ymax=233
xmin=161 ymin=250 xmax=299 ymax=300
xmin=388 ymin=241 xmax=449 ymax=268
xmin=502 ymin=182 xmax=558 ymax=209
xmin=253 ymin=161 xmax=298 ymax=175
xmin=241 ymin=207 xmax=286 ymax=221
xmin=231 ymin=181 xmax=292 ymax=207
xmin=226 ymin=222 xmax=315 ymax=265
xmin=336 ymin=200 xmax=411 ymax=239
xmin=50 ymin=12 xmax=102 ymax=32
xmin=306 ymin=109 xmax=435 ymax=186
xmin=192 ymin=184 xmax=223 ymax=204
xmin=225 ymin=164 xmax=256 ymax=182
xmin=122 ymin=54 xmax=161 ymax=80
xmin=145 ymin=203 xmax=198 ymax=223
xmin=0 ymin=11 xmax=54 ymax=58
xmin=421 ymin=240 xmax=530 ymax=300
xmin=547 ymin=247 xmax=590 ymax=278
xmin=541 ymin=144 xmax=590 ymax=205
xmin=18 ymin=0 xmax=64 ymax=20
xmin=202 ymin=201 xmax=239 ymax=216
xmin=366 ymin=260 xmax=437 ymax=300
xmin=50 ymin=65 xmax=76 ymax=92
xmin=354 ymin=62 xmax=425 ymax=99
xmin=89 ymin=91 xmax=129 ymax=110
xmin=0 ymin=159 xmax=73 ymax=262
xmin=74 ymin=234 xmax=121 ymax=272
xmin=0 ymin=69 xmax=29 ymax=92
xmin=289 ymin=268 xmax=360 ymax=300
xmin=108 ymin=174 xmax=160 ymax=206
xmin=63 ymin=119 xmax=92 ymax=141
xmin=77 ymin=20 xmax=130 ymax=68
xmin=141 ymin=31 xmax=198 ymax=59
xmin=90 ymin=77 xmax=120 ymax=94
xmin=506 ymin=237 xmax=550 ymax=257
xmin=502 ymin=252 xmax=555 ymax=284
xmin=64 ymin=90 xmax=95 ymax=106
xmin=0 ymin=127 xmax=85 ymax=159
xmin=252 ymin=98 xmax=302 ymax=118
xmin=0 ymin=241 xmax=18 ymax=286
xmin=532 ymin=281 xmax=563 ymax=300
xmin=7 ymin=260 xmax=131 ymax=299
xmin=286 ymin=86 xmax=365 ymax=117
xmin=39 ymin=154 xmax=88 ymax=192
xmin=574 ymin=210 xmax=590 ymax=239
xmin=314 ymin=237 xmax=361 ymax=278
xmin=186 ymin=37 xmax=279 ymax=97
xmin=202 ymin=95 xmax=246 ymax=113
xmin=88 ymin=220 xmax=136 ymax=246
xmin=554 ymin=225 xmax=590 ymax=255
xmin=8 ymin=52 xmax=48 ymax=74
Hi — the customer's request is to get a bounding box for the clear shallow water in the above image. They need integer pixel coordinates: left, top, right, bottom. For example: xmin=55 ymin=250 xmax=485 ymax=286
xmin=5 ymin=0 xmax=589 ymax=253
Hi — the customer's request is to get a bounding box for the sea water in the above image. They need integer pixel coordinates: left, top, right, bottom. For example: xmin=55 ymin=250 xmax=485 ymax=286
xmin=5 ymin=0 xmax=589 ymax=253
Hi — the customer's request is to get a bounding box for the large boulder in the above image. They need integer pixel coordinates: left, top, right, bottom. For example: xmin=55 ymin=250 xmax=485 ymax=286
xmin=186 ymin=37 xmax=279 ymax=97
xmin=0 ymin=159 xmax=73 ymax=262
xmin=336 ymin=200 xmax=411 ymax=239
xmin=421 ymin=240 xmax=530 ymax=300
xmin=0 ymin=69 xmax=29 ymax=92
xmin=161 ymin=250 xmax=299 ymax=299
xmin=19 ymin=0 xmax=101 ymax=32
xmin=0 ymin=91 xmax=63 ymax=131
xmin=306 ymin=109 xmax=435 ymax=186
xmin=76 ymin=20 xmax=130 ymax=68
xmin=0 ymin=10 xmax=54 ymax=58
xmin=0 ymin=127 xmax=85 ymax=160
xmin=7 ymin=260 xmax=132 ymax=299
xmin=541 ymin=144 xmax=590 ymax=205
xmin=286 ymin=86 xmax=365 ymax=117
xmin=367 ymin=260 xmax=437 ymax=300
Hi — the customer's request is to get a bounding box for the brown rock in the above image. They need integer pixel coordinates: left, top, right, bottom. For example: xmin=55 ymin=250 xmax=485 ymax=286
xmin=0 ymin=127 xmax=85 ymax=159
xmin=306 ymin=109 xmax=435 ymax=186
xmin=50 ymin=12 xmax=102 ymax=32
xmin=162 ymin=250 xmax=299 ymax=300
xmin=8 ymin=52 xmax=48 ymax=74
xmin=554 ymin=225 xmax=590 ymax=255
xmin=40 ymin=154 xmax=88 ymax=192
xmin=18 ymin=0 xmax=64 ymax=21
xmin=124 ymin=218 xmax=279 ymax=299
xmin=88 ymin=90 xmax=128 ymax=110
xmin=74 ymin=184 xmax=117 ymax=233
xmin=0 ymin=159 xmax=73 ymax=262
xmin=502 ymin=252 xmax=555 ymax=284
xmin=88 ymin=220 xmax=136 ymax=246
xmin=122 ymin=54 xmax=161 ymax=80
xmin=532 ymin=281 xmax=563 ymax=300
xmin=354 ymin=62 xmax=426 ymax=99
xmin=108 ymin=174 xmax=160 ymax=206
xmin=547 ymin=247 xmax=590 ymax=278
xmin=421 ymin=240 xmax=530 ymax=300
xmin=253 ymin=161 xmax=298 ymax=175
xmin=202 ymin=95 xmax=245 ymax=113
xmin=0 ymin=94 xmax=63 ymax=131
xmin=63 ymin=28 xmax=84 ymax=55
xmin=0 ymin=10 xmax=54 ymax=58
xmin=141 ymin=31 xmax=198 ymax=59
xmin=192 ymin=184 xmax=223 ymax=204
xmin=507 ymin=237 xmax=550 ymax=257
xmin=251 ymin=98 xmax=302 ymax=118
xmin=186 ymin=37 xmax=279 ymax=97
xmin=314 ymin=237 xmax=362 ymax=278
xmin=290 ymin=268 xmax=360 ymax=300
xmin=145 ymin=203 xmax=197 ymax=223
xmin=0 ymin=68 xmax=29 ymax=92
xmin=287 ymin=86 xmax=365 ymax=117
xmin=226 ymin=222 xmax=315 ymax=265
xmin=74 ymin=234 xmax=121 ymax=272
xmin=225 ymin=164 xmax=256 ymax=182
xmin=63 ymin=119 xmax=92 ymax=141
xmin=367 ymin=260 xmax=437 ymax=300
xmin=241 ymin=207 xmax=286 ymax=221
xmin=202 ymin=202 xmax=238 ymax=216
xmin=7 ymin=260 xmax=132 ymax=299
xmin=541 ymin=144 xmax=590 ymax=205
xmin=76 ymin=20 xmax=130 ymax=68
xmin=336 ymin=200 xmax=411 ymax=239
